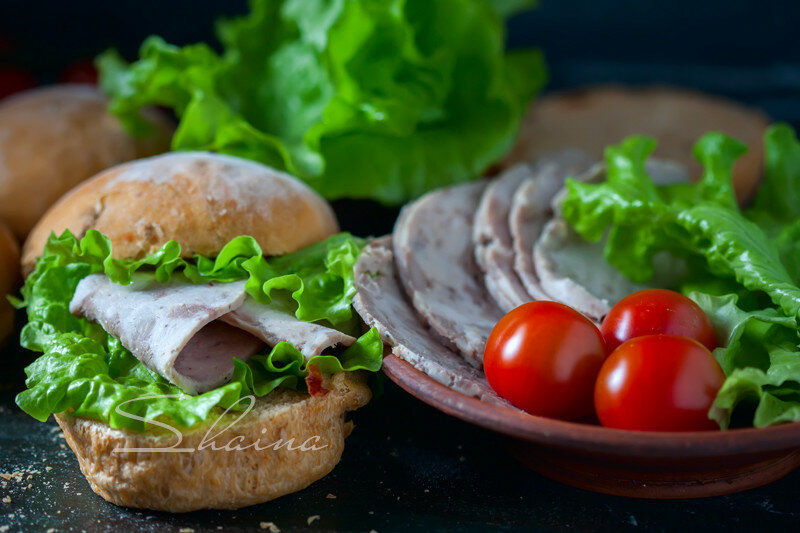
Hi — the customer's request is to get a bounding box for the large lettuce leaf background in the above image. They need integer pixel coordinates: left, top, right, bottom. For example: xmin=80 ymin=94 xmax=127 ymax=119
xmin=15 ymin=231 xmax=383 ymax=432
xmin=98 ymin=0 xmax=546 ymax=204
xmin=562 ymin=124 xmax=800 ymax=428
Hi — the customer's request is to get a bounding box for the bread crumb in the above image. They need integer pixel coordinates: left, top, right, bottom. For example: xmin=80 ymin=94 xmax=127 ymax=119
xmin=1 ymin=525 xmax=9 ymax=532
xmin=179 ymin=529 xmax=195 ymax=533
xmin=2 ymin=496 xmax=10 ymax=504
xmin=259 ymin=522 xmax=280 ymax=532
xmin=47 ymin=529 xmax=55 ymax=533
xmin=45 ymin=467 xmax=52 ymax=472
xmin=307 ymin=515 xmax=320 ymax=525
xmin=326 ymin=493 xmax=336 ymax=499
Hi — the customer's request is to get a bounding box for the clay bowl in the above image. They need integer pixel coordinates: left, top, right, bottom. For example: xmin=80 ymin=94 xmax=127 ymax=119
xmin=382 ymin=354 xmax=800 ymax=499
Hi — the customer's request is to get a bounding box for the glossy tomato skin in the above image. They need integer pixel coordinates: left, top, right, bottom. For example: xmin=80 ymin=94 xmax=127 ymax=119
xmin=484 ymin=301 xmax=607 ymax=420
xmin=594 ymin=334 xmax=725 ymax=431
xmin=601 ymin=289 xmax=716 ymax=353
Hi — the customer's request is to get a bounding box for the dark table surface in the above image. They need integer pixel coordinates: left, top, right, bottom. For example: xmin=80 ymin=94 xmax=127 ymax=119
xmin=2 ymin=1 xmax=800 ymax=531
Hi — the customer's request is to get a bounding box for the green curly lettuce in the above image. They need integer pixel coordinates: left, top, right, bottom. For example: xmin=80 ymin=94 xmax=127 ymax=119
xmin=97 ymin=0 xmax=546 ymax=204
xmin=563 ymin=124 xmax=800 ymax=428
xmin=15 ymin=230 xmax=383 ymax=432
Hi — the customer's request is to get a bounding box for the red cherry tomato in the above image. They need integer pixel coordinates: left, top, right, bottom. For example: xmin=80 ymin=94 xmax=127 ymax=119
xmin=594 ymin=334 xmax=725 ymax=431
xmin=0 ymin=67 xmax=36 ymax=100
xmin=59 ymin=60 xmax=98 ymax=85
xmin=601 ymin=289 xmax=716 ymax=353
xmin=484 ymin=301 xmax=607 ymax=420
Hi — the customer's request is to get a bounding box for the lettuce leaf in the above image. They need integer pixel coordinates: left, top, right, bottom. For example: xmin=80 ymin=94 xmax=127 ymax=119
xmin=563 ymin=124 xmax=800 ymax=428
xmin=15 ymin=231 xmax=383 ymax=432
xmin=97 ymin=0 xmax=545 ymax=204
xmin=689 ymin=293 xmax=800 ymax=428
xmin=562 ymin=127 xmax=800 ymax=320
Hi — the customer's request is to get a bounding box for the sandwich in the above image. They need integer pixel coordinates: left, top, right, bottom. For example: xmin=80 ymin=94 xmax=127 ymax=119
xmin=14 ymin=151 xmax=383 ymax=512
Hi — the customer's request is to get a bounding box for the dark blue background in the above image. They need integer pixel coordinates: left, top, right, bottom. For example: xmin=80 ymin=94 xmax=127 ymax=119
xmin=2 ymin=0 xmax=799 ymax=125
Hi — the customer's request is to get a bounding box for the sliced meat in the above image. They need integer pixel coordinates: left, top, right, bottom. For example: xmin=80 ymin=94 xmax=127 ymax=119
xmin=221 ymin=297 xmax=354 ymax=358
xmin=393 ymin=181 xmax=502 ymax=367
xmin=533 ymin=219 xmax=648 ymax=319
xmin=474 ymin=149 xmax=596 ymax=311
xmin=532 ymin=158 xmax=691 ymax=319
xmin=473 ymin=165 xmax=535 ymax=311
xmin=70 ymin=274 xmax=256 ymax=394
xmin=173 ymin=321 xmax=265 ymax=389
xmin=70 ymin=273 xmax=356 ymax=394
xmin=509 ymin=155 xmax=597 ymax=300
xmin=353 ymin=237 xmax=515 ymax=407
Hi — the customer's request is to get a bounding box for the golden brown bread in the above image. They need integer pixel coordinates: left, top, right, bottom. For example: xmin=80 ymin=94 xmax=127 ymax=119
xmin=55 ymin=372 xmax=371 ymax=512
xmin=0 ymin=84 xmax=174 ymax=240
xmin=502 ymin=86 xmax=770 ymax=203
xmin=23 ymin=151 xmax=340 ymax=274
xmin=0 ymin=220 xmax=19 ymax=346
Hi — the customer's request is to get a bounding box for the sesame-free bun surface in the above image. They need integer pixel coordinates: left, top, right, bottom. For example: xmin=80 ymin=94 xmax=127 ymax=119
xmin=23 ymin=151 xmax=340 ymax=273
xmin=56 ymin=372 xmax=371 ymax=512
xmin=0 ymin=220 xmax=19 ymax=346
xmin=502 ymin=86 xmax=770 ymax=203
xmin=0 ymin=84 xmax=174 ymax=239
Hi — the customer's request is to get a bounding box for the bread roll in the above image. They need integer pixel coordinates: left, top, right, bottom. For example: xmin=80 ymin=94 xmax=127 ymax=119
xmin=503 ymin=86 xmax=770 ymax=203
xmin=0 ymin=84 xmax=173 ymax=240
xmin=23 ymin=151 xmax=339 ymax=273
xmin=0 ymin=220 xmax=19 ymax=345
xmin=56 ymin=371 xmax=371 ymax=512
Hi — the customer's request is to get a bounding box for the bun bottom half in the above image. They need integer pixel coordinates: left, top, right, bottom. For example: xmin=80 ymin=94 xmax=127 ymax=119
xmin=56 ymin=372 xmax=371 ymax=512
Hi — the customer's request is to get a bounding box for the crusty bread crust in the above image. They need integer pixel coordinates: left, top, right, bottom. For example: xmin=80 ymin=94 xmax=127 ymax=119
xmin=23 ymin=151 xmax=340 ymax=273
xmin=0 ymin=220 xmax=19 ymax=345
xmin=502 ymin=86 xmax=769 ymax=203
xmin=55 ymin=371 xmax=371 ymax=512
xmin=0 ymin=84 xmax=173 ymax=240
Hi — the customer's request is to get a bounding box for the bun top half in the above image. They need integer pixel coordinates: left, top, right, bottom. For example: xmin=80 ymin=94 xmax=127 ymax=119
xmin=0 ymin=84 xmax=174 ymax=240
xmin=22 ymin=152 xmax=339 ymax=274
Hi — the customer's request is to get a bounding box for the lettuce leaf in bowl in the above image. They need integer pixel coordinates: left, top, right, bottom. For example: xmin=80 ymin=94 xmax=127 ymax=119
xmin=98 ymin=0 xmax=546 ymax=204
xmin=15 ymin=231 xmax=383 ymax=432
xmin=562 ymin=124 xmax=800 ymax=428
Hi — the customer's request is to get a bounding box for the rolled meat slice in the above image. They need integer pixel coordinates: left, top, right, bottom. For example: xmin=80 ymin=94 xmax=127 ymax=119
xmin=393 ymin=181 xmax=502 ymax=367
xmin=221 ymin=297 xmax=354 ymax=357
xmin=70 ymin=273 xmax=356 ymax=394
xmin=353 ymin=237 xmax=516 ymax=407
xmin=70 ymin=274 xmax=258 ymax=394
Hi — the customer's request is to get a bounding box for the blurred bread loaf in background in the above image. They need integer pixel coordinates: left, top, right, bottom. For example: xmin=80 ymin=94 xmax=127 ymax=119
xmin=0 ymin=84 xmax=174 ymax=240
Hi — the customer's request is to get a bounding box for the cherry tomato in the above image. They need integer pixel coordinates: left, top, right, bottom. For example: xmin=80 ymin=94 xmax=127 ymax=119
xmin=601 ymin=289 xmax=716 ymax=353
xmin=484 ymin=301 xmax=607 ymax=420
xmin=0 ymin=67 xmax=36 ymax=100
xmin=59 ymin=60 xmax=98 ymax=85
xmin=594 ymin=334 xmax=725 ymax=431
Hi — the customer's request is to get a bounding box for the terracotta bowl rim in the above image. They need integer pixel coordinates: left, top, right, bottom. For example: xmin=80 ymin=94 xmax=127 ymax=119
xmin=382 ymin=354 xmax=800 ymax=458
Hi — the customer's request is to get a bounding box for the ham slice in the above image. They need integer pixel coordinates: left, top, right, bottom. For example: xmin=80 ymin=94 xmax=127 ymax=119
xmin=353 ymin=237 xmax=516 ymax=407
xmin=221 ymin=297 xmax=354 ymax=356
xmin=70 ymin=273 xmax=353 ymax=395
xmin=509 ymin=157 xmax=598 ymax=300
xmin=473 ymin=164 xmax=536 ymax=312
xmin=393 ymin=181 xmax=502 ymax=367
